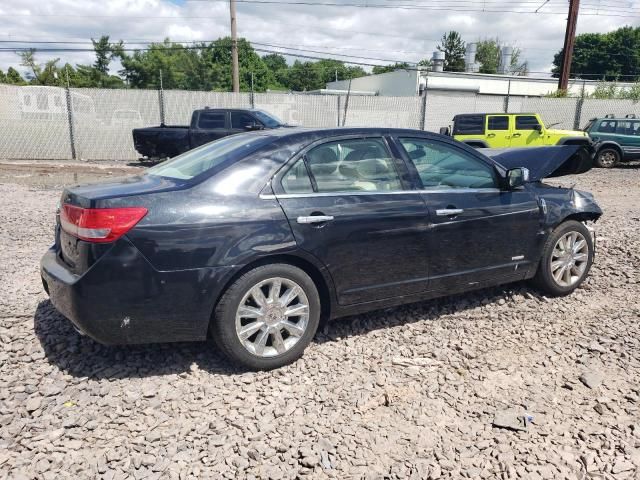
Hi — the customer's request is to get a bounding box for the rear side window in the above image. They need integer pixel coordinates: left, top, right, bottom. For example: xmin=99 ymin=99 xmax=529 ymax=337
xmin=285 ymin=138 xmax=402 ymax=193
xmin=515 ymin=115 xmax=540 ymax=130
xmin=281 ymin=158 xmax=314 ymax=193
xmin=198 ymin=111 xmax=226 ymax=129
xmin=597 ymin=120 xmax=617 ymax=133
xmin=633 ymin=121 xmax=640 ymax=135
xmin=487 ymin=116 xmax=509 ymax=130
xmin=231 ymin=112 xmax=258 ymax=129
xmin=399 ymin=137 xmax=496 ymax=189
xmin=453 ymin=115 xmax=484 ymax=135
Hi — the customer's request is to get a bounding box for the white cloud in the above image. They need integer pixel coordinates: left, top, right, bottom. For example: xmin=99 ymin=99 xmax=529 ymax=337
xmin=0 ymin=0 xmax=636 ymax=78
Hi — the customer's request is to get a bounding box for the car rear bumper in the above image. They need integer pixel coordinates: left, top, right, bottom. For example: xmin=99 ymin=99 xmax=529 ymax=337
xmin=40 ymin=238 xmax=234 ymax=345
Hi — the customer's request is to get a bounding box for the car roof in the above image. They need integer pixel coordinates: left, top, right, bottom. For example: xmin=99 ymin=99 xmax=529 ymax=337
xmin=454 ymin=113 xmax=537 ymax=118
xmin=255 ymin=126 xmax=451 ymax=140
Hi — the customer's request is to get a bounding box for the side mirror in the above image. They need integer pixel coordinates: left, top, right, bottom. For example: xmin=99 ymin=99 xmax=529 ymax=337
xmin=534 ymin=124 xmax=543 ymax=133
xmin=507 ymin=167 xmax=530 ymax=189
xmin=245 ymin=123 xmax=263 ymax=131
xmin=439 ymin=126 xmax=451 ymax=136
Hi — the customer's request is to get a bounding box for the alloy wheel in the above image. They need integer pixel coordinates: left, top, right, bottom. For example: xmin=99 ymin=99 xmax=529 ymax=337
xmin=598 ymin=151 xmax=617 ymax=167
xmin=549 ymin=231 xmax=589 ymax=287
xmin=235 ymin=277 xmax=310 ymax=357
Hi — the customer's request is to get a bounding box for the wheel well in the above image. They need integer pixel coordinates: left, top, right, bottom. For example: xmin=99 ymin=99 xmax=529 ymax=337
xmin=597 ymin=143 xmax=622 ymax=157
xmin=212 ymin=255 xmax=332 ymax=325
xmin=560 ymin=212 xmax=601 ymax=226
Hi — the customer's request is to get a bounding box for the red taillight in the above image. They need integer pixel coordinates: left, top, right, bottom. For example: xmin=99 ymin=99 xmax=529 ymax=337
xmin=60 ymin=204 xmax=148 ymax=243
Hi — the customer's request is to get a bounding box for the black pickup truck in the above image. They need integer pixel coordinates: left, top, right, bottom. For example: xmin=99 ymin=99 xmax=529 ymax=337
xmin=132 ymin=108 xmax=288 ymax=160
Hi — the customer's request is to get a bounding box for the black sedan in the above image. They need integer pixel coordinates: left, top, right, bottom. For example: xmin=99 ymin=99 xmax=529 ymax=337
xmin=41 ymin=128 xmax=602 ymax=370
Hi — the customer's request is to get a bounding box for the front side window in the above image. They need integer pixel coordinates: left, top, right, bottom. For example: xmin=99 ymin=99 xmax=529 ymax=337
xmin=282 ymin=138 xmax=402 ymax=193
xmin=487 ymin=116 xmax=509 ymax=131
xmin=231 ymin=112 xmax=258 ymax=129
xmin=453 ymin=115 xmax=484 ymax=135
xmin=198 ymin=112 xmax=226 ymax=129
xmin=598 ymin=120 xmax=617 ymax=133
xmin=399 ymin=138 xmax=497 ymax=189
xmin=515 ymin=115 xmax=540 ymax=130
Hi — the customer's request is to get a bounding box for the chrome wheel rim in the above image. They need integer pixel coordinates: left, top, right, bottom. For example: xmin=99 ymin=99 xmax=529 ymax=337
xmin=235 ymin=277 xmax=309 ymax=358
xmin=550 ymin=231 xmax=589 ymax=287
xmin=599 ymin=151 xmax=616 ymax=167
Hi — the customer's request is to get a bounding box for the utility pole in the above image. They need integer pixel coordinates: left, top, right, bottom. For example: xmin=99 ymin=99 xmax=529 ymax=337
xmin=229 ymin=0 xmax=240 ymax=93
xmin=558 ymin=0 xmax=580 ymax=91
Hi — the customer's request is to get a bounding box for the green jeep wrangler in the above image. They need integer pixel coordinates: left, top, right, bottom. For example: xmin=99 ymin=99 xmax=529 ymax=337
xmin=584 ymin=114 xmax=640 ymax=168
xmin=445 ymin=113 xmax=591 ymax=150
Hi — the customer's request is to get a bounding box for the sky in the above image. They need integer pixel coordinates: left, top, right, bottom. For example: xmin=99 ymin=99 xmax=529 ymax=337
xmin=0 ymin=0 xmax=637 ymax=79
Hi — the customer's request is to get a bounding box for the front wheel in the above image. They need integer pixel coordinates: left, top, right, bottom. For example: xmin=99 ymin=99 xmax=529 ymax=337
xmin=595 ymin=147 xmax=620 ymax=168
xmin=211 ymin=264 xmax=321 ymax=370
xmin=532 ymin=220 xmax=594 ymax=296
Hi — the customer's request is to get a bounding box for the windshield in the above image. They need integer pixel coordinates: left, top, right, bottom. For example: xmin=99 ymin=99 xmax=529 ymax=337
xmin=148 ymin=133 xmax=272 ymax=180
xmin=253 ymin=110 xmax=284 ymax=128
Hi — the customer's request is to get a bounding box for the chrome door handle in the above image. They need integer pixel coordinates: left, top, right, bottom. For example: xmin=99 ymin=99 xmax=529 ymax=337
xmin=512 ymin=133 xmax=522 ymax=138
xmin=436 ymin=208 xmax=463 ymax=216
xmin=297 ymin=215 xmax=334 ymax=224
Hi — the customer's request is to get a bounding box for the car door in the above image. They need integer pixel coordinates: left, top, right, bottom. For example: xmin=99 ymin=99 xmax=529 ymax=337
xmin=485 ymin=115 xmax=511 ymax=147
xmin=617 ymin=120 xmax=640 ymax=157
xmin=395 ymin=136 xmax=540 ymax=292
xmin=190 ymin=110 xmax=230 ymax=148
xmin=272 ymin=135 xmax=432 ymax=305
xmin=229 ymin=111 xmax=262 ymax=135
xmin=510 ymin=115 xmax=544 ymax=147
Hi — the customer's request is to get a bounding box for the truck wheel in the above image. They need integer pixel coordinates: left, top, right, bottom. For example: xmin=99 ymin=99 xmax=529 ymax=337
xmin=211 ymin=264 xmax=321 ymax=370
xmin=595 ymin=147 xmax=620 ymax=168
xmin=532 ymin=220 xmax=594 ymax=297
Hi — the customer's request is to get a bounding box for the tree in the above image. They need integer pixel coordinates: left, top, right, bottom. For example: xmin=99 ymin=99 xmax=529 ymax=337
xmin=0 ymin=67 xmax=26 ymax=85
xmin=475 ymin=38 xmax=526 ymax=75
xmin=552 ymin=26 xmax=640 ymax=80
xmin=262 ymin=53 xmax=288 ymax=89
xmin=372 ymin=62 xmax=411 ymax=74
xmin=19 ymin=50 xmax=64 ymax=86
xmin=436 ymin=31 xmax=466 ymax=72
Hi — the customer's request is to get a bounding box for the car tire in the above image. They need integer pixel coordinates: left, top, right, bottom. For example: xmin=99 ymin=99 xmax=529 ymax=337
xmin=211 ymin=263 xmax=321 ymax=370
xmin=595 ymin=147 xmax=620 ymax=168
xmin=532 ymin=220 xmax=594 ymax=297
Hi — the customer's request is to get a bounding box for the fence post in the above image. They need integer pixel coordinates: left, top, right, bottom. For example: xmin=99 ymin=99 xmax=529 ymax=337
xmin=158 ymin=69 xmax=166 ymax=125
xmin=419 ymin=76 xmax=428 ymax=130
xmin=573 ymin=79 xmax=586 ymax=130
xmin=336 ymin=96 xmax=341 ymax=127
xmin=65 ymin=87 xmax=77 ymax=160
xmin=342 ymin=78 xmax=352 ymax=127
xmin=504 ymin=79 xmax=512 ymax=113
xmin=250 ymin=72 xmax=255 ymax=109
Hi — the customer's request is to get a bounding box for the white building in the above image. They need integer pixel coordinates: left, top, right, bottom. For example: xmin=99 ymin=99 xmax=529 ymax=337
xmin=325 ymin=69 xmax=632 ymax=98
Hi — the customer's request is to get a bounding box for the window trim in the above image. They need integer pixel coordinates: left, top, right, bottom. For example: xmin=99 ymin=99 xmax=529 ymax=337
xmin=393 ymin=136 xmax=500 ymax=191
xmin=273 ymin=134 xmax=412 ymax=195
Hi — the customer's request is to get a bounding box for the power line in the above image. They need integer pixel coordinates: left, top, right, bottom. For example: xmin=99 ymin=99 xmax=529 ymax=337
xmin=0 ymin=2 xmax=638 ymax=17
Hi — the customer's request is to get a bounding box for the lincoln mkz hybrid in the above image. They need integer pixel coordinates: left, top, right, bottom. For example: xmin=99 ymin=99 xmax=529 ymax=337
xmin=41 ymin=128 xmax=602 ymax=369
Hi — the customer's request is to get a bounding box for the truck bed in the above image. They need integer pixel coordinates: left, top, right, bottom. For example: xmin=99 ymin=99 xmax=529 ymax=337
xmin=132 ymin=125 xmax=190 ymax=159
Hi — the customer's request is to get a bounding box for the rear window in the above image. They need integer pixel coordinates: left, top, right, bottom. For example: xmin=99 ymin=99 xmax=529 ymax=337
xmin=147 ymin=134 xmax=271 ymax=180
xmin=453 ymin=115 xmax=484 ymax=135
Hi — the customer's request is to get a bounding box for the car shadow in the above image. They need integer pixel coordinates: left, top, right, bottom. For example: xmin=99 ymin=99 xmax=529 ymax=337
xmin=34 ymin=282 xmax=538 ymax=378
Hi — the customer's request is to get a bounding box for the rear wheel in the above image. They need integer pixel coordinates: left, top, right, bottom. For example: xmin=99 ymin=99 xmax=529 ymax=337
xmin=212 ymin=264 xmax=321 ymax=370
xmin=532 ymin=220 xmax=594 ymax=296
xmin=595 ymin=147 xmax=620 ymax=168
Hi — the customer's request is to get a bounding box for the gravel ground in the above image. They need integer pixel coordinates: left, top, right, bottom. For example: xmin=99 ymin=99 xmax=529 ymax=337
xmin=1 ymin=161 xmax=639 ymax=480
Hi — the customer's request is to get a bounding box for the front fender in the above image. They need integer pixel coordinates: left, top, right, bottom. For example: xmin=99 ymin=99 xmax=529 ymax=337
xmin=536 ymin=186 xmax=602 ymax=229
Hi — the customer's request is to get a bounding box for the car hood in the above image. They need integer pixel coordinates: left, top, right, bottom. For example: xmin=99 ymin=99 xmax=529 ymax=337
xmin=546 ymin=128 xmax=588 ymax=137
xmin=483 ymin=145 xmax=593 ymax=182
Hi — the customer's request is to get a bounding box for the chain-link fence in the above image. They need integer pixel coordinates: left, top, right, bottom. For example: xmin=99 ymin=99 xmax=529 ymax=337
xmin=1 ymin=83 xmax=639 ymax=161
